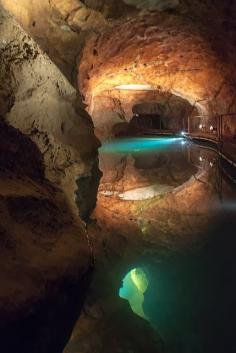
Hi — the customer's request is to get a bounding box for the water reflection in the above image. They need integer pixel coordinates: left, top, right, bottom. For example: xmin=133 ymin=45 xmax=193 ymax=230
xmin=99 ymin=137 xmax=235 ymax=206
xmin=101 ymin=137 xmax=236 ymax=352
xmin=65 ymin=137 xmax=236 ymax=353
xmin=99 ymin=137 xmax=199 ymax=200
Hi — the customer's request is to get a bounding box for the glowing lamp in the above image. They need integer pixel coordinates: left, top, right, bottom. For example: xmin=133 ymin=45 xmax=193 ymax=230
xmin=209 ymin=125 xmax=214 ymax=131
xmin=199 ymin=124 xmax=203 ymax=129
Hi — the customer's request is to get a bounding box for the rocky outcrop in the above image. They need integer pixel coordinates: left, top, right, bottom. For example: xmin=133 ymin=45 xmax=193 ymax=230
xmin=0 ymin=0 xmax=133 ymax=83
xmin=90 ymin=96 xmax=126 ymax=140
xmin=0 ymin=118 xmax=92 ymax=353
xmin=0 ymin=5 xmax=100 ymax=218
xmin=0 ymin=6 xmax=100 ymax=353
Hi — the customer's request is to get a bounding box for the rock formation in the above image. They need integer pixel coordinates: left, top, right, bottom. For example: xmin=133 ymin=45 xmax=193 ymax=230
xmin=0 ymin=5 xmax=99 ymax=353
xmin=0 ymin=1 xmax=236 ymax=353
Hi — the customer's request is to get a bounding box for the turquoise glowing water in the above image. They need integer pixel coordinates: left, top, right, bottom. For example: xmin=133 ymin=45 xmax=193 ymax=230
xmin=119 ymin=268 xmax=149 ymax=320
xmin=119 ymin=237 xmax=236 ymax=353
xmin=100 ymin=137 xmax=185 ymax=154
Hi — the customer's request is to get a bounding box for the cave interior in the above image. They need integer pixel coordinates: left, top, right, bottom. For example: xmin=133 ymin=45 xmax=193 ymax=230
xmin=0 ymin=1 xmax=236 ymax=353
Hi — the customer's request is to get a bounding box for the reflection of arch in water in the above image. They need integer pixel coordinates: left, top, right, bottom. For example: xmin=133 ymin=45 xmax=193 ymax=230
xmin=119 ymin=268 xmax=149 ymax=320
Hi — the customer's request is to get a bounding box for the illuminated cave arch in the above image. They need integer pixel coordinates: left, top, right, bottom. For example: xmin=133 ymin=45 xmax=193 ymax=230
xmin=79 ymin=12 xmax=236 ymax=126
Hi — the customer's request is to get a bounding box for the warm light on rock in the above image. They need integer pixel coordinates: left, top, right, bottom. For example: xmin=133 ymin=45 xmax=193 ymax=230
xmin=114 ymin=84 xmax=154 ymax=91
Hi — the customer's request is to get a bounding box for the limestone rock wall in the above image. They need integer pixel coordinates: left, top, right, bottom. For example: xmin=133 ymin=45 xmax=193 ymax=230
xmin=0 ymin=5 xmax=102 ymax=353
xmin=0 ymin=118 xmax=92 ymax=353
xmin=2 ymin=1 xmax=236 ymax=138
xmin=0 ymin=0 xmax=130 ymax=83
xmin=90 ymin=95 xmax=126 ymax=140
xmin=2 ymin=0 xmax=233 ymax=87
xmin=0 ymin=4 xmax=100 ymax=218
xmin=80 ymin=10 xmax=236 ymax=125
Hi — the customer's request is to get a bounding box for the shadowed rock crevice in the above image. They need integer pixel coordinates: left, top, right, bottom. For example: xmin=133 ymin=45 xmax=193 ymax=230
xmin=0 ymin=274 xmax=92 ymax=353
xmin=0 ymin=120 xmax=44 ymax=179
xmin=0 ymin=117 xmax=93 ymax=353
xmin=75 ymin=160 xmax=102 ymax=221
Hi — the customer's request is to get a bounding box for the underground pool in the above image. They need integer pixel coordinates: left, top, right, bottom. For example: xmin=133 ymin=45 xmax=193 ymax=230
xmin=65 ymin=136 xmax=236 ymax=353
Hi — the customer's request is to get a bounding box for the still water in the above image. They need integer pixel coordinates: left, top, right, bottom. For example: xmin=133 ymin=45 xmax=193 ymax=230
xmin=66 ymin=137 xmax=236 ymax=353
